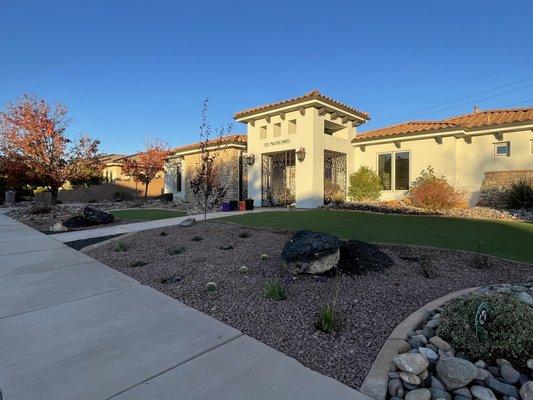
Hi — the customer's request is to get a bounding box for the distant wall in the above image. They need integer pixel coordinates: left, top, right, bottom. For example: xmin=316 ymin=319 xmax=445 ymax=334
xmin=34 ymin=179 xmax=165 ymax=203
xmin=477 ymin=169 xmax=533 ymax=208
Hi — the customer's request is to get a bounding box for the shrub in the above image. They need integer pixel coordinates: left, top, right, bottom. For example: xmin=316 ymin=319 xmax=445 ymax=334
xmin=191 ymin=236 xmax=203 ymax=242
xmin=114 ymin=242 xmax=127 ymax=252
xmin=239 ymin=265 xmax=249 ymax=273
xmin=324 ymin=181 xmax=345 ymax=204
xmin=407 ymin=166 xmax=464 ymax=210
xmin=159 ymin=231 xmax=167 ymax=236
xmin=260 ymin=253 xmax=269 ymax=261
xmin=348 ymin=166 xmax=381 ymax=201
xmin=219 ymin=244 xmax=234 ymax=250
xmin=130 ymin=261 xmax=147 ymax=268
xmin=205 ymin=281 xmax=218 ymax=292
xmin=168 ymin=246 xmax=185 ymax=255
xmin=438 ymin=293 xmax=533 ymax=367
xmin=506 ymin=178 xmax=533 ymax=209
xmin=239 ymin=232 xmax=251 ymax=238
xmin=30 ymin=205 xmax=52 ymax=215
xmin=264 ymin=279 xmax=286 ymax=300
xmin=315 ymin=305 xmax=340 ymax=333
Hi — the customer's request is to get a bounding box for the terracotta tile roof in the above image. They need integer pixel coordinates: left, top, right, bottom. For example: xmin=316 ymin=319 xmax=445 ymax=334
xmin=170 ymin=134 xmax=247 ymax=155
xmin=234 ymin=90 xmax=370 ymax=121
xmin=100 ymin=154 xmax=128 ymax=164
xmin=354 ymin=107 xmax=533 ymax=142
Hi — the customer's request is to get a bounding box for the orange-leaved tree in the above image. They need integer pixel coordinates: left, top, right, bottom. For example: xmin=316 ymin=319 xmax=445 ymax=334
xmin=0 ymin=94 xmax=101 ymax=203
xmin=121 ymin=139 xmax=170 ymax=199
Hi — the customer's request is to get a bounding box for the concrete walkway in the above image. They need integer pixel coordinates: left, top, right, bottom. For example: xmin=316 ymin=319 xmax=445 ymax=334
xmin=51 ymin=207 xmax=286 ymax=243
xmin=0 ymin=213 xmax=370 ymax=400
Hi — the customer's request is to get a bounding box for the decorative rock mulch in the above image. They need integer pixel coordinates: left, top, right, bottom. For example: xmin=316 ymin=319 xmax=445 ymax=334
xmin=388 ymin=282 xmax=533 ymax=400
xmin=322 ymin=202 xmax=533 ymax=221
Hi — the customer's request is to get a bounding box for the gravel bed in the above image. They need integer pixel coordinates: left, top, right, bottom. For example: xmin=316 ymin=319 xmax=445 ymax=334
xmin=86 ymin=222 xmax=533 ymax=389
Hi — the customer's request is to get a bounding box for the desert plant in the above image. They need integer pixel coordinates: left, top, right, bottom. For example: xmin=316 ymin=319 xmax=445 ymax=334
xmin=168 ymin=246 xmax=185 ymax=255
xmin=506 ymin=178 xmax=533 ymax=209
xmin=159 ymin=231 xmax=167 ymax=236
xmin=407 ymin=166 xmax=464 ymax=210
xmin=260 ymin=253 xmax=269 ymax=261
xmin=264 ymin=279 xmax=286 ymax=300
xmin=130 ymin=261 xmax=147 ymax=268
xmin=205 ymin=281 xmax=218 ymax=292
xmin=219 ymin=244 xmax=234 ymax=250
xmin=348 ymin=166 xmax=381 ymax=201
xmin=239 ymin=231 xmax=251 ymax=238
xmin=191 ymin=236 xmax=203 ymax=242
xmin=161 ymin=273 xmax=182 ymax=284
xmin=470 ymin=241 xmax=492 ymax=269
xmin=239 ymin=265 xmax=249 ymax=273
xmin=438 ymin=293 xmax=533 ymax=367
xmin=114 ymin=242 xmax=127 ymax=252
xmin=30 ymin=204 xmax=52 ymax=215
xmin=419 ymin=255 xmax=436 ymax=278
xmin=315 ymin=276 xmax=342 ymax=333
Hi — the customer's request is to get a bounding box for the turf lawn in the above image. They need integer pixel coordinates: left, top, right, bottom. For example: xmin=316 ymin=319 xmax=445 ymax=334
xmin=220 ymin=210 xmax=533 ymax=264
xmin=109 ymin=209 xmax=186 ymax=221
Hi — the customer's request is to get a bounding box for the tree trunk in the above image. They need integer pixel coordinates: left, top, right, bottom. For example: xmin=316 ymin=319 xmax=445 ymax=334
xmin=144 ymin=181 xmax=149 ymax=200
xmin=50 ymin=186 xmax=59 ymax=204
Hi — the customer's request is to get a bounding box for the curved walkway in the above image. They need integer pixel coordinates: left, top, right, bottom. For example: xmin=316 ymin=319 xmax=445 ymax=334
xmin=0 ymin=213 xmax=370 ymax=400
xmin=50 ymin=207 xmax=287 ymax=243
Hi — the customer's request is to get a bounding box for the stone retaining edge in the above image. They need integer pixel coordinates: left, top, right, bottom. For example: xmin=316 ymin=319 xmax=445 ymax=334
xmin=359 ymin=287 xmax=478 ymax=400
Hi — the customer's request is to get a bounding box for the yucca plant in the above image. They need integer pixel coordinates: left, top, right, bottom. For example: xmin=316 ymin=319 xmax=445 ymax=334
xmin=264 ymin=279 xmax=286 ymax=300
xmin=315 ymin=305 xmax=339 ymax=333
xmin=114 ymin=242 xmax=127 ymax=252
xmin=506 ymin=178 xmax=533 ymax=209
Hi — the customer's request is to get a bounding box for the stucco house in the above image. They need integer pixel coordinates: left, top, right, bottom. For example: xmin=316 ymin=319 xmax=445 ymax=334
xmin=165 ymin=90 xmax=533 ymax=208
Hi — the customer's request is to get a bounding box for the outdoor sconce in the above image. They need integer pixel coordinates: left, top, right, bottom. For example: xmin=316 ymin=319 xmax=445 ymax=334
xmin=244 ymin=154 xmax=255 ymax=166
xmin=296 ymin=147 xmax=306 ymax=162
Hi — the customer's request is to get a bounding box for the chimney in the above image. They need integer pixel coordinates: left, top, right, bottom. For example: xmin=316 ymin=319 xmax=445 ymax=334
xmin=473 ymin=105 xmax=480 ymax=113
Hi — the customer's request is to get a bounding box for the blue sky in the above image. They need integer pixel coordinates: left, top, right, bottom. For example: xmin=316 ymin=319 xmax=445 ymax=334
xmin=1 ymin=1 xmax=532 ymax=154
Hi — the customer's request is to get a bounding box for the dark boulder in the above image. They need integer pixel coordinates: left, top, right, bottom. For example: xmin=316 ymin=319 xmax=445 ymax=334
xmin=155 ymin=193 xmax=173 ymax=202
xmin=337 ymin=239 xmax=394 ymax=275
xmin=83 ymin=207 xmax=114 ymax=225
xmin=281 ymin=230 xmax=340 ymax=274
xmin=63 ymin=215 xmax=90 ymax=229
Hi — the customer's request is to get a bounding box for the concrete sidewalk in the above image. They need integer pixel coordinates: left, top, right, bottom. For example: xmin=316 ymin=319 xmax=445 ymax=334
xmin=0 ymin=214 xmax=371 ymax=400
xmin=50 ymin=207 xmax=286 ymax=243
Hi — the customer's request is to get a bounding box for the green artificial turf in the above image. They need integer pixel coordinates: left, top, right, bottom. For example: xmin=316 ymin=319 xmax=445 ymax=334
xmin=219 ymin=210 xmax=533 ymax=263
xmin=109 ymin=209 xmax=186 ymax=221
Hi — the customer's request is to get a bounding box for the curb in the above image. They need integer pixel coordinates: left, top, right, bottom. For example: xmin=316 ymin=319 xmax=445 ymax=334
xmin=359 ymin=287 xmax=478 ymax=400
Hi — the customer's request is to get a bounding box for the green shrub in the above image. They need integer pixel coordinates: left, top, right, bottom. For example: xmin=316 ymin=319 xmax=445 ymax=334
xmin=264 ymin=279 xmax=286 ymax=300
xmin=260 ymin=253 xmax=269 ymax=261
xmin=506 ymin=178 xmax=533 ymax=209
xmin=315 ymin=305 xmax=340 ymax=333
xmin=205 ymin=281 xmax=218 ymax=292
xmin=219 ymin=244 xmax=234 ymax=250
xmin=438 ymin=293 xmax=533 ymax=367
xmin=239 ymin=265 xmax=249 ymax=273
xmin=348 ymin=166 xmax=381 ymax=201
xmin=114 ymin=242 xmax=127 ymax=252
xmin=130 ymin=261 xmax=147 ymax=267
xmin=407 ymin=166 xmax=464 ymax=210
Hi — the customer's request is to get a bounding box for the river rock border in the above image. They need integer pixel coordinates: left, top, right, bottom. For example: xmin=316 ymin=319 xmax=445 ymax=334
xmin=359 ymin=288 xmax=478 ymax=400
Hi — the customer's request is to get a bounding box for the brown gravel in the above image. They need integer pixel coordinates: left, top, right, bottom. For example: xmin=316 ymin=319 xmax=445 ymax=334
xmin=86 ymin=221 xmax=533 ymax=389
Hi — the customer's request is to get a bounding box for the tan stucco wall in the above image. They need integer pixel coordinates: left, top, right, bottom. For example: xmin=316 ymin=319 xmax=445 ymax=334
xmin=354 ymin=127 xmax=533 ymax=205
xmin=246 ymin=107 xmax=356 ymax=208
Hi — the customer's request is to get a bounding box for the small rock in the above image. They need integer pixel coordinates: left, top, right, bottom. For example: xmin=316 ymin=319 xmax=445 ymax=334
xmin=413 ymin=334 xmax=429 ymax=345
xmin=436 ymin=357 xmax=478 ymax=390
xmin=398 ymin=387 xmax=405 ymax=399
xmin=419 ymin=369 xmax=429 ymax=380
xmin=455 ymin=396 xmax=471 ymax=400
xmin=475 ymin=360 xmax=487 ymax=369
xmin=179 ymin=217 xmax=196 ymax=227
xmin=485 ymin=377 xmax=518 ymax=398
xmin=431 ymin=376 xmax=446 ymax=391
xmin=427 ymin=344 xmax=438 ymax=353
xmin=419 ymin=347 xmax=439 ymax=361
xmin=476 ymin=368 xmax=492 ymax=381
xmin=520 ymin=381 xmax=533 ymax=400
xmin=421 ymin=326 xmax=436 ymax=338
xmin=398 ymin=340 xmax=412 ymax=353
xmin=518 ymin=292 xmax=533 ymax=306
xmin=394 ymin=353 xmax=430 ymax=375
xmin=518 ymin=374 xmax=530 ymax=386
xmin=431 ymin=388 xmax=451 ymax=400
xmin=453 ymin=388 xmax=471 ymax=398
xmin=389 ymin=372 xmax=401 ymax=379
xmin=487 ymin=366 xmax=500 ymax=377
xmin=471 ymin=385 xmax=497 ymax=400
xmin=500 ymin=365 xmax=520 ymax=384
xmin=50 ymin=221 xmax=68 ymax=232
xmin=406 ymin=388 xmax=431 ymax=400
xmin=401 ymin=372 xmax=422 ymax=385
xmin=389 ymin=378 xmax=403 ymax=397
xmin=405 ymin=382 xmax=420 ymax=390
xmin=427 ymin=319 xmax=440 ymax=328
xmin=527 ymin=359 xmax=533 ymax=370
xmin=430 ymin=336 xmax=451 ymax=351
xmin=496 ymin=359 xmax=512 ymax=368
xmin=409 ymin=337 xmax=425 ymax=349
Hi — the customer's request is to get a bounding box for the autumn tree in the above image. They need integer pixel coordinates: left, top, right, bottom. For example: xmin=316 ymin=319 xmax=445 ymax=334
xmin=0 ymin=94 xmax=101 ymax=203
xmin=189 ymin=99 xmax=228 ymax=222
xmin=121 ymin=139 xmax=170 ymax=199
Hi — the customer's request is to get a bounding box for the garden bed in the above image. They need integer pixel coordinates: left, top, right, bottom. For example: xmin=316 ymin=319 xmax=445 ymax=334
xmin=86 ymin=221 xmax=533 ymax=389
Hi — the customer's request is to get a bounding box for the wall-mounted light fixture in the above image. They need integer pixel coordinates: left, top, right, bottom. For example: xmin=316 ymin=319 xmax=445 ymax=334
xmin=244 ymin=154 xmax=255 ymax=166
xmin=296 ymin=147 xmax=306 ymax=162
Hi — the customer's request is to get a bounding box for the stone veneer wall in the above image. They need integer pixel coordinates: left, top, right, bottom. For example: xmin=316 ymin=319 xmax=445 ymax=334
xmin=477 ymin=169 xmax=533 ymax=208
xmin=183 ymin=147 xmax=246 ymax=203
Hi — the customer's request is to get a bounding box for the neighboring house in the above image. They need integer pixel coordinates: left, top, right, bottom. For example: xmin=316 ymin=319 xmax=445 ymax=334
xmin=101 ymin=153 xmax=164 ymax=182
xmin=163 ymin=90 xmax=533 ymax=208
xmin=164 ymin=134 xmax=247 ymax=203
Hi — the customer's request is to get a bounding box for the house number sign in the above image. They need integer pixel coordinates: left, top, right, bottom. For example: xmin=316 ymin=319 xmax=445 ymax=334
xmin=264 ymin=139 xmax=291 ymax=147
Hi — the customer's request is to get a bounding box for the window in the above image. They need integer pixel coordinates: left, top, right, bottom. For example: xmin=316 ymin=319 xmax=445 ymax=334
xmin=395 ymin=152 xmax=410 ymax=190
xmin=378 ymin=151 xmax=410 ymax=191
xmin=494 ymin=142 xmax=510 ymax=157
xmin=259 ymin=126 xmax=267 ymax=140
xmin=288 ymin=119 xmax=297 ymax=134
xmin=378 ymin=153 xmax=392 ymax=190
xmin=176 ymin=165 xmax=182 ymax=192
xmin=273 ymin=122 xmax=281 ymax=137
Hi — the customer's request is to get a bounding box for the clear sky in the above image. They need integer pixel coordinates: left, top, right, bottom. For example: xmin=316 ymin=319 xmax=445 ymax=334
xmin=1 ymin=1 xmax=532 ymax=154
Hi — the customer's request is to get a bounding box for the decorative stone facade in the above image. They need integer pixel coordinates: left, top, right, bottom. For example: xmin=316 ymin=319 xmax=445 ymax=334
xmin=477 ymin=169 xmax=533 ymax=208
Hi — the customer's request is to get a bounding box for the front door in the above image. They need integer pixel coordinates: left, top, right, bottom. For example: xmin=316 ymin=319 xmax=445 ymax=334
xmin=261 ymin=150 xmax=296 ymax=206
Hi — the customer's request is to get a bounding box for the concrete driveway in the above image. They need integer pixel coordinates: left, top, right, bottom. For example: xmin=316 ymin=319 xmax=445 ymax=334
xmin=0 ymin=214 xmax=370 ymax=400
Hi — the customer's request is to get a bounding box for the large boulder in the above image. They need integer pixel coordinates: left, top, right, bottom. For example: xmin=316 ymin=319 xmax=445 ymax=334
xmin=281 ymin=230 xmax=340 ymax=274
xmin=83 ymin=206 xmax=114 ymax=225
xmin=337 ymin=239 xmax=394 ymax=274
xmin=436 ymin=357 xmax=478 ymax=390
xmin=63 ymin=215 xmax=90 ymax=229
